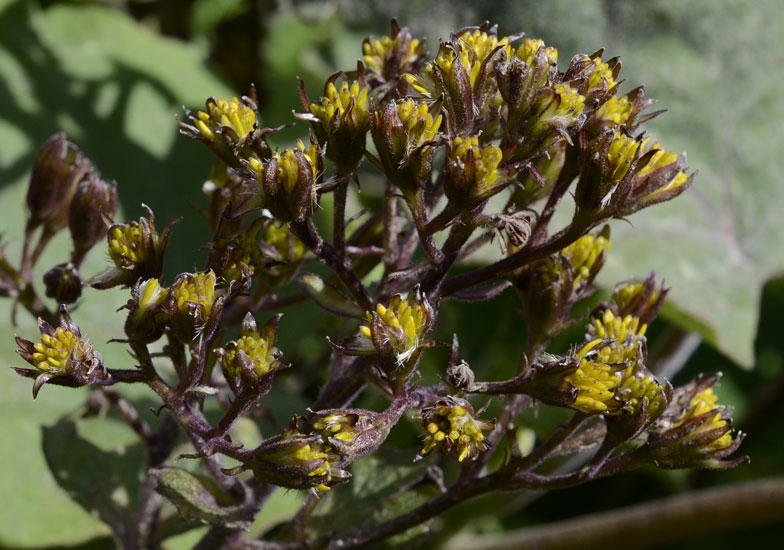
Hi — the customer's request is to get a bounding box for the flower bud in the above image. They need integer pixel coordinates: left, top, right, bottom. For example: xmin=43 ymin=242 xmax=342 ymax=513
xmin=256 ymin=221 xmax=306 ymax=291
xmin=166 ymin=270 xmax=219 ymax=342
xmin=611 ymin=273 xmax=668 ymax=325
xmin=340 ymin=287 xmax=434 ymax=373
xmin=89 ymin=205 xmax=174 ymax=289
xmin=363 ymin=20 xmax=426 ymax=88
xmin=26 ymin=133 xmax=92 ymax=234
xmin=247 ymin=420 xmax=348 ymax=492
xmin=208 ymin=218 xmax=266 ymax=287
xmin=249 ymin=140 xmax=320 ymax=223
xmin=575 ymin=131 xmax=692 ymax=222
xmin=640 ymin=375 xmax=746 ymax=469
xmin=68 ymin=176 xmax=118 ymax=265
xmin=406 ymin=25 xmax=506 ymax=133
xmin=216 ymin=313 xmax=285 ymax=396
xmin=418 ymin=397 xmax=494 ymax=462
xmin=180 ymin=93 xmax=270 ymax=168
xmin=588 ymin=87 xmax=660 ymax=137
xmin=446 ymin=361 xmax=476 ymax=392
xmin=444 ymin=135 xmax=506 ymax=209
xmin=298 ymin=74 xmax=370 ymax=170
xmin=370 ymin=98 xmax=442 ymax=198
xmin=494 ymin=39 xmax=556 ymax=118
xmin=511 ymin=139 xmax=566 ymax=208
xmin=516 ymin=228 xmax=611 ymax=341
xmin=563 ymin=51 xmax=621 ymax=102
xmin=123 ymin=278 xmax=169 ymax=343
xmin=14 ymin=307 xmax=107 ymax=397
xmin=305 ymin=408 xmax=389 ymax=462
xmin=43 ymin=262 xmax=83 ymax=304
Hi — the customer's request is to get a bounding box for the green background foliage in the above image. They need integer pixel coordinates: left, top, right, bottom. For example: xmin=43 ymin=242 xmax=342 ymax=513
xmin=1 ymin=0 xmax=782 ymax=547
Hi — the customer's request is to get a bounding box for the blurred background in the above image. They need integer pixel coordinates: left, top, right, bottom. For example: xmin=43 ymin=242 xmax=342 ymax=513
xmin=1 ymin=0 xmax=783 ymax=548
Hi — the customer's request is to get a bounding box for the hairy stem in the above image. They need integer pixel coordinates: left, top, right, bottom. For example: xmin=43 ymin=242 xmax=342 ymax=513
xmin=291 ymin=219 xmax=373 ymax=311
xmin=440 ymin=224 xmax=587 ymax=297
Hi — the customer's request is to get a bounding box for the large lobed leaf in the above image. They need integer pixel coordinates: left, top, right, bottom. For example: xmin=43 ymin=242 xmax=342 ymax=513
xmin=0 ymin=2 xmax=231 ymax=546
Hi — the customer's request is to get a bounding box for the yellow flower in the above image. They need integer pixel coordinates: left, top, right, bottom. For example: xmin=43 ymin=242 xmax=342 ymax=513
xmin=363 ymin=25 xmax=424 ymax=80
xmin=129 ymin=278 xmax=168 ymax=324
xmin=514 ymin=38 xmax=558 ymax=67
xmin=29 ymin=327 xmax=79 ymax=373
xmin=358 ymin=289 xmax=433 ymax=365
xmin=194 ymin=97 xmax=256 ymax=141
xmin=676 ymin=387 xmax=734 ymax=451
xmin=291 ymin=444 xmax=332 ymax=491
xmin=551 ymin=84 xmax=585 ymax=123
xmin=595 ymin=95 xmax=633 ymax=125
xmin=406 ymin=29 xmax=508 ymax=96
xmin=566 ymin=339 xmax=625 ymax=413
xmin=272 ymin=140 xmax=319 ymax=194
xmin=217 ymin=313 xmax=284 ymax=387
xmin=419 ymin=399 xmax=494 ymax=462
xmin=264 ymin=222 xmax=305 ymax=263
xmin=589 ymin=309 xmax=647 ymax=343
xmin=617 ymin=366 xmax=668 ymax=417
xmin=636 ymin=142 xmax=690 ymax=199
xmin=561 ymin=232 xmax=611 ymax=287
xmin=449 ymin=135 xmax=503 ymax=193
xmin=394 ymin=98 xmax=443 ymax=148
xmin=220 ymin=328 xmax=282 ymax=379
xmin=309 ymin=80 xmax=370 ymax=131
xmin=606 ymin=131 xmax=646 ymax=181
xmin=587 ymin=58 xmax=617 ymax=92
xmin=173 ymin=270 xmax=216 ymax=318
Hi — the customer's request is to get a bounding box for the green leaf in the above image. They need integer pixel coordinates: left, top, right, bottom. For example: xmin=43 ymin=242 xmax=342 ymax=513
xmin=308 ymin=451 xmax=438 ymax=540
xmin=152 ymin=467 xmax=254 ymax=529
xmin=0 ymin=2 xmax=231 ymax=546
xmin=590 ymin=0 xmax=784 ymax=368
xmin=41 ymin=417 xmax=146 ymax=547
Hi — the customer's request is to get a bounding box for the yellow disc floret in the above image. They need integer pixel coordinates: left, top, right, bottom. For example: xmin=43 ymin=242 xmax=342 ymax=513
xmin=607 ymin=131 xmax=646 ymax=181
xmin=515 ymin=38 xmax=558 ymax=67
xmin=31 ymin=328 xmax=79 ymax=373
xmin=567 ymin=339 xmax=624 ymax=413
xmin=595 ymin=95 xmax=633 ymax=125
xmin=309 ymin=81 xmax=370 ymax=129
xmin=450 ymin=136 xmax=503 ymax=192
xmin=394 ymin=98 xmax=443 ymax=147
xmin=560 ymin=232 xmax=611 ymax=287
xmin=358 ymin=290 xmax=432 ymax=365
xmin=195 ymin=97 xmax=256 ymax=141
xmin=173 ymin=271 xmax=216 ymax=317
xmin=273 ymin=140 xmax=319 ymax=194
xmin=677 ymin=388 xmax=734 ymax=451
xmin=587 ymin=58 xmax=617 ymax=92
xmin=419 ymin=401 xmax=494 ymax=462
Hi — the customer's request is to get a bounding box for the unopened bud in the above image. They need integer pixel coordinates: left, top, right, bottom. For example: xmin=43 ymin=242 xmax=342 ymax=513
xmin=123 ymin=278 xmax=169 ymax=343
xmin=43 ymin=262 xmax=83 ymax=304
xmin=26 ymin=133 xmax=90 ymax=233
xmin=69 ymin=176 xmax=118 ymax=265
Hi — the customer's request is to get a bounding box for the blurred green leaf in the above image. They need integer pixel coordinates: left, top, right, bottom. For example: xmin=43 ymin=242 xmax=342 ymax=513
xmin=592 ymin=0 xmax=784 ymax=369
xmin=446 ymin=0 xmax=783 ymax=368
xmin=42 ymin=417 xmax=146 ymax=548
xmin=0 ymin=1 xmax=232 ymax=546
xmin=308 ymin=451 xmax=436 ymax=540
xmin=152 ymin=467 xmax=254 ymax=529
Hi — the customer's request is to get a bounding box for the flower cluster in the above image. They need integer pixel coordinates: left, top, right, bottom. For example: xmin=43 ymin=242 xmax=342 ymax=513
xmin=6 ymin=20 xmax=745 ymax=548
xmin=216 ymin=313 xmax=284 ymax=395
xmin=348 ymin=288 xmax=434 ymax=372
xmin=418 ymin=398 xmax=494 ymax=462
